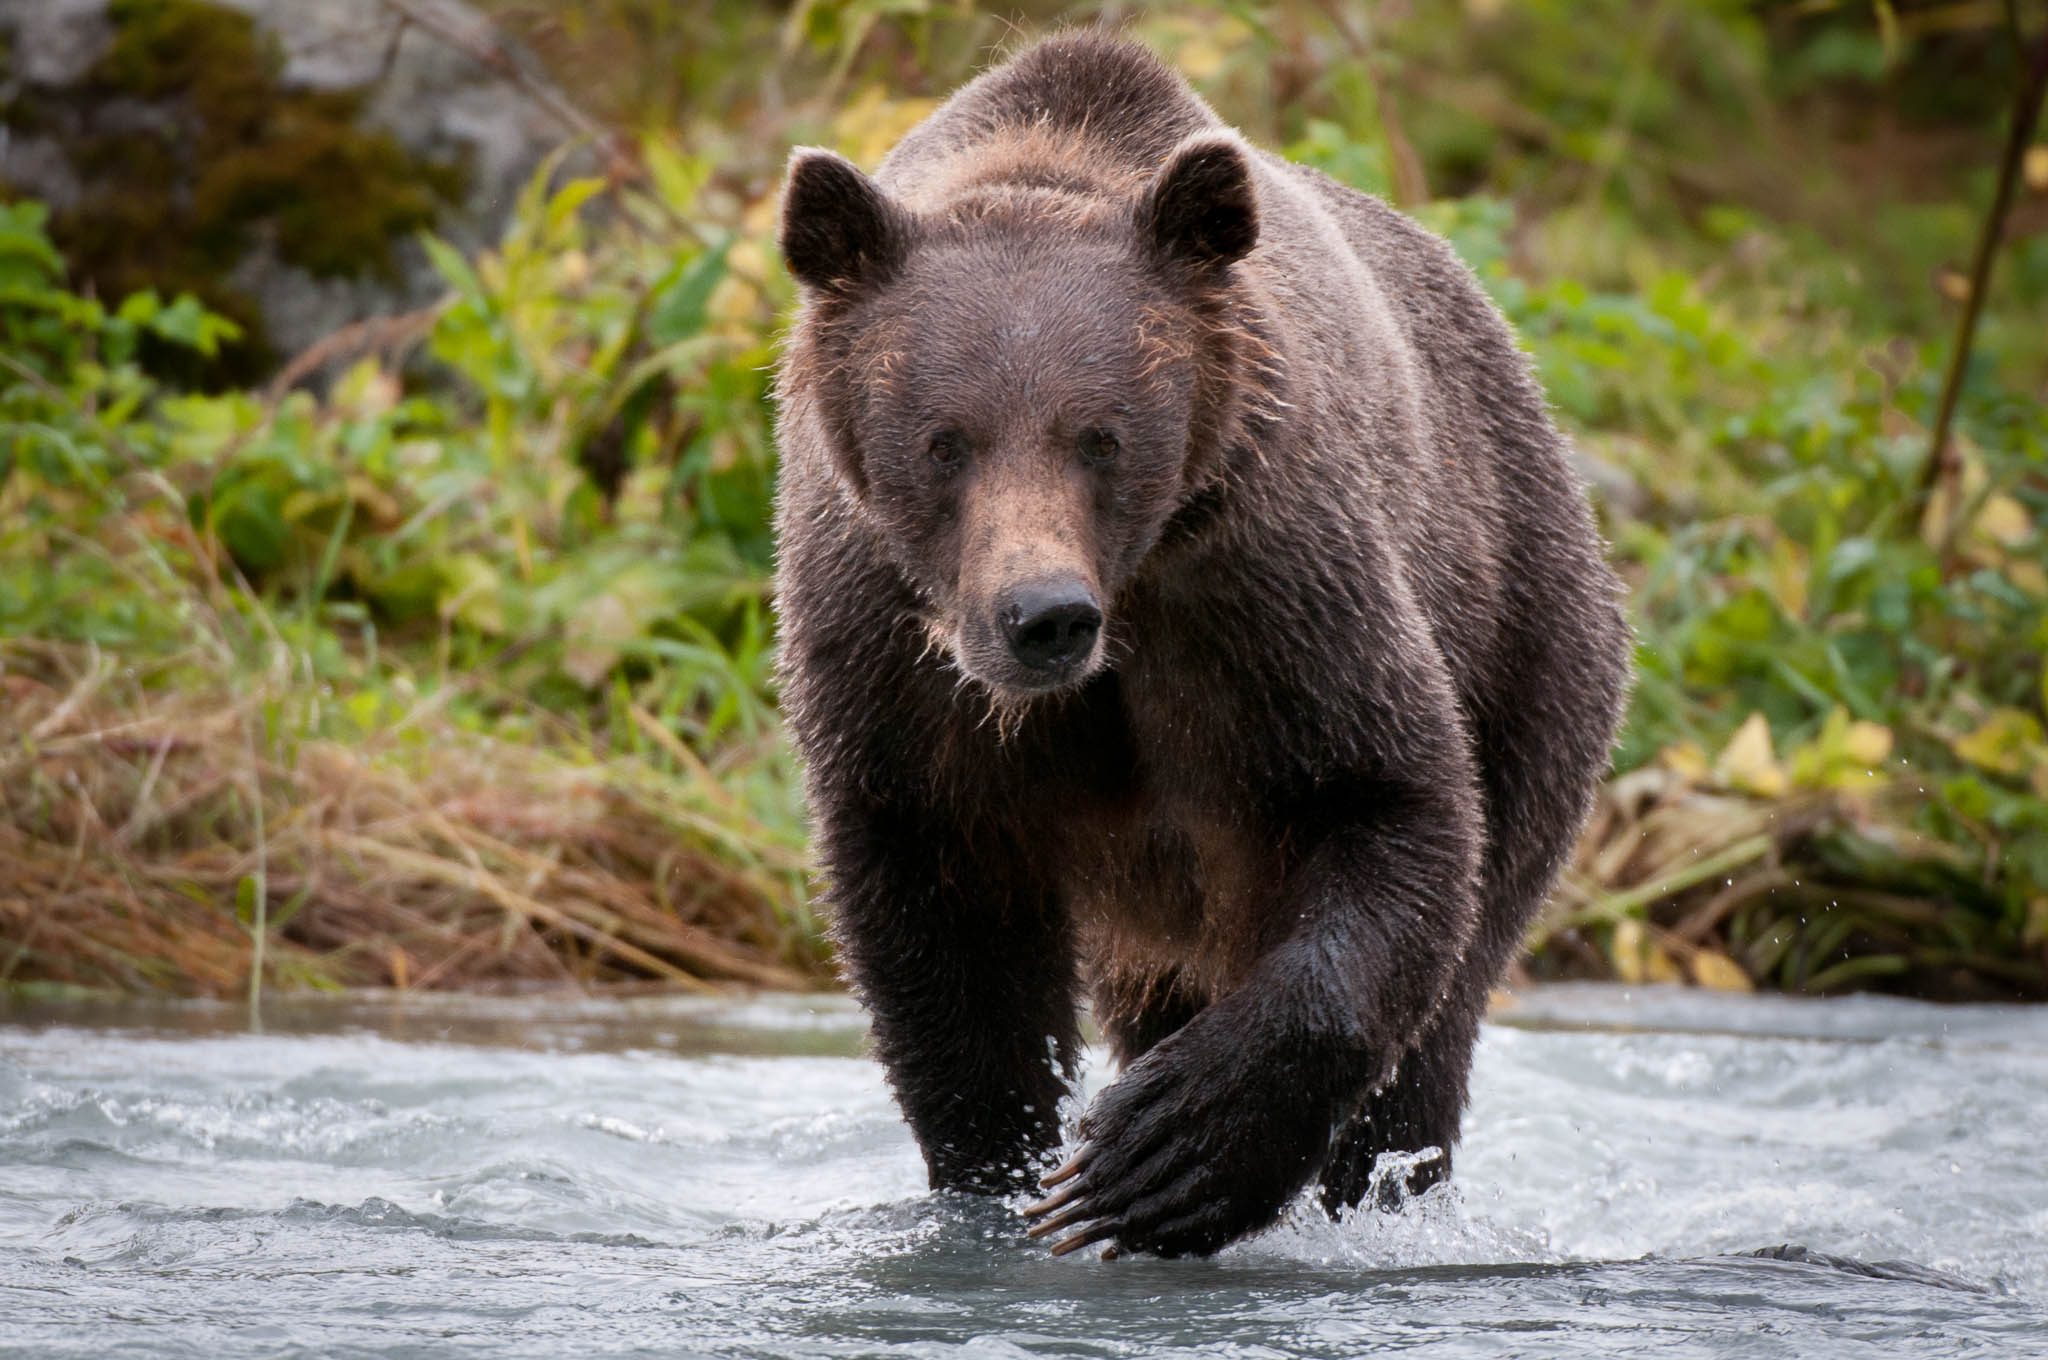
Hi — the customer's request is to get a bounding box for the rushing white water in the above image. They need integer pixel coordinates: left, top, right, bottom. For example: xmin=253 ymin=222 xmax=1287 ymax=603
xmin=2 ymin=984 xmax=2044 ymax=1358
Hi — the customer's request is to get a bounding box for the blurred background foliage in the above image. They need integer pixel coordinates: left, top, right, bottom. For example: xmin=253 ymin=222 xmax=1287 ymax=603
xmin=2 ymin=0 xmax=2046 ymax=1000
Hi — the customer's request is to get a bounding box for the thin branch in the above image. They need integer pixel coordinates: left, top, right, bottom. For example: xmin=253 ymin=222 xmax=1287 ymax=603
xmin=262 ymin=300 xmax=446 ymax=404
xmin=1312 ymin=0 xmax=1429 ymax=206
xmin=1912 ymin=18 xmax=2048 ymax=522
xmin=373 ymin=0 xmax=628 ymax=172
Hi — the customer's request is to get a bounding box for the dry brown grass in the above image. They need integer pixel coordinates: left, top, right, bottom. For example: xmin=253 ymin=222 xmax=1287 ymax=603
xmin=0 ymin=640 xmax=827 ymax=997
xmin=6 ymin=631 xmax=2039 ymax=1002
xmin=1540 ymin=764 xmax=2046 ymax=1000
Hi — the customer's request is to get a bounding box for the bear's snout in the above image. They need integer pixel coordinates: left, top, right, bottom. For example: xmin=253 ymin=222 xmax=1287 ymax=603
xmin=999 ymin=579 xmax=1102 ymax=677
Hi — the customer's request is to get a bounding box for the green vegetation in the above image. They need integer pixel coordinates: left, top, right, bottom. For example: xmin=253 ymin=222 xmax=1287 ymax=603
xmin=3 ymin=0 xmax=2046 ymax=999
xmin=0 ymin=164 xmax=813 ymax=996
xmin=1 ymin=0 xmax=465 ymax=381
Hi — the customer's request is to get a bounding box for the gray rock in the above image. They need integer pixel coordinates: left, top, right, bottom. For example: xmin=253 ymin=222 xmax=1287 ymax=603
xmin=215 ymin=0 xmax=568 ymax=232
xmin=0 ymin=0 xmax=575 ymax=363
xmin=0 ymin=132 xmax=82 ymax=211
xmin=0 ymin=0 xmax=113 ymax=87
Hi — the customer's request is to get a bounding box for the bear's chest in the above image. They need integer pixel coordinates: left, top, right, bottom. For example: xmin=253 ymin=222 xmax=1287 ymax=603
xmin=1015 ymin=675 xmax=1281 ymax=991
xmin=1054 ymin=794 xmax=1275 ymax=993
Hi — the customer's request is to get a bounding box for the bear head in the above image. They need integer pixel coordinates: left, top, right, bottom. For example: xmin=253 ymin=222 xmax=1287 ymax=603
xmin=778 ymin=133 xmax=1268 ymax=700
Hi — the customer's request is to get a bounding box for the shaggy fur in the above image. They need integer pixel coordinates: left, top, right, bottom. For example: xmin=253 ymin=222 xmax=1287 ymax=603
xmin=772 ymin=32 xmax=1631 ymax=1258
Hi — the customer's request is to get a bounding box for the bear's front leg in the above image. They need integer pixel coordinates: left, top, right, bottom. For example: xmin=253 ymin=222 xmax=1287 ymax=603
xmin=1025 ymin=770 xmax=1483 ymax=1257
xmin=826 ymin=802 xmax=1083 ymax=1194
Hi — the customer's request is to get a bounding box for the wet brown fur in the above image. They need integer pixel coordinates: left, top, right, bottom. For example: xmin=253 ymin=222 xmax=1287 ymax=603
xmin=772 ymin=32 xmax=1631 ymax=1256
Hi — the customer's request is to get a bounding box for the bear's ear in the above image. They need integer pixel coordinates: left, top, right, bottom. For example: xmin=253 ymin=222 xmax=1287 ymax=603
xmin=1137 ymin=133 xmax=1259 ymax=275
xmin=779 ymin=148 xmax=909 ymax=296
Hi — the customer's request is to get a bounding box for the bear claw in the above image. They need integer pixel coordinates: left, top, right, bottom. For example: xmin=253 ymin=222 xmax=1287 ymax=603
xmin=1039 ymin=1150 xmax=1090 ymax=1187
xmin=1048 ymin=1220 xmax=1121 ymax=1256
xmin=1022 ymin=1179 xmax=1082 ymax=1218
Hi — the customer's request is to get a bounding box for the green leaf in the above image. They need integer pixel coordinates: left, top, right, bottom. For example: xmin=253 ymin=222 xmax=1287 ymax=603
xmin=642 ymin=138 xmax=711 ymax=216
xmin=235 ymin=874 xmax=261 ymax=927
xmin=544 ymin=177 xmax=607 ymax=239
xmin=648 ymin=239 xmax=734 ymax=347
xmin=0 ymin=200 xmax=64 ymax=290
xmin=420 ymin=232 xmax=486 ymax=305
xmin=117 ymin=291 xmax=164 ymax=326
xmin=148 ymin=294 xmax=241 ymax=356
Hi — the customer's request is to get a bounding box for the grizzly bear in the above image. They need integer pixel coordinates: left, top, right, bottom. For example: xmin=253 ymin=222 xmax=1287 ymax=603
xmin=772 ymin=32 xmax=1629 ymax=1259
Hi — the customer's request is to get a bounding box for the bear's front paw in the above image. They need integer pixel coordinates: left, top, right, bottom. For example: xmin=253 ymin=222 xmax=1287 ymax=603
xmin=1020 ymin=1026 xmax=1340 ymax=1258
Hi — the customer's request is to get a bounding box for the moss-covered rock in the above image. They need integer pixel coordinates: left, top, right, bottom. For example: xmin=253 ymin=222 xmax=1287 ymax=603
xmin=0 ymin=0 xmax=561 ymax=385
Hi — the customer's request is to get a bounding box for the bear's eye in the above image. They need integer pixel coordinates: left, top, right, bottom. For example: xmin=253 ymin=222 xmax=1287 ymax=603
xmin=927 ymin=429 xmax=968 ymax=471
xmin=1078 ymin=428 xmax=1120 ymax=467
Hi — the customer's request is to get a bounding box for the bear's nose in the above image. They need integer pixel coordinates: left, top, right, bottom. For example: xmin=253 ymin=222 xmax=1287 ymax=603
xmin=1000 ymin=581 xmax=1102 ymax=673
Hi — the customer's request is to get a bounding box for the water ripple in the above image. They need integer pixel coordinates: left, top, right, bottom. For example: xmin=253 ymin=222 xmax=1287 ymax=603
xmin=0 ymin=985 xmax=2042 ymax=1358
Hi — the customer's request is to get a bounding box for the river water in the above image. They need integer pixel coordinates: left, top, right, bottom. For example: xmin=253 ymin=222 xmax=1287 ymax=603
xmin=2 ymin=984 xmax=2044 ymax=1358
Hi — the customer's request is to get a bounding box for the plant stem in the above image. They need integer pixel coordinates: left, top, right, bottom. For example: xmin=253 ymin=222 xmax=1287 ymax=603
xmin=1912 ymin=19 xmax=2048 ymax=522
xmin=245 ymin=711 xmax=269 ymax=1030
xmin=1571 ymin=834 xmax=1777 ymax=926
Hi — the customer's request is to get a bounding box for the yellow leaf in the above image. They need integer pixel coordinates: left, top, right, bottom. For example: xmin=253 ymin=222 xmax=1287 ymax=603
xmin=1661 ymin=740 xmax=1711 ymax=782
xmin=1611 ymin=918 xmax=1646 ymax=984
xmin=1951 ymin=708 xmax=2046 ymax=777
xmin=1767 ymin=537 xmax=1808 ymax=620
xmin=2027 ymin=145 xmax=2048 ymax=194
xmin=1974 ymin=493 xmax=2033 ymax=547
xmin=1842 ymin=719 xmax=1893 ymax=767
xmin=2008 ymin=559 xmax=2048 ymax=598
xmin=1689 ymin=949 xmax=1754 ymax=992
xmin=1644 ymin=938 xmax=1683 ymax=984
xmin=1716 ymin=712 xmax=1788 ymax=798
xmin=1790 ymin=706 xmax=1895 ymax=791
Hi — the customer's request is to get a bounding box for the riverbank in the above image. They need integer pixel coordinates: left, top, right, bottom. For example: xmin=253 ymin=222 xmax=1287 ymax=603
xmin=4 ymin=1 xmax=2045 ymax=1004
xmin=5 ymin=629 xmax=2040 ymax=1001
xmin=1 ymin=640 xmax=824 ymax=997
